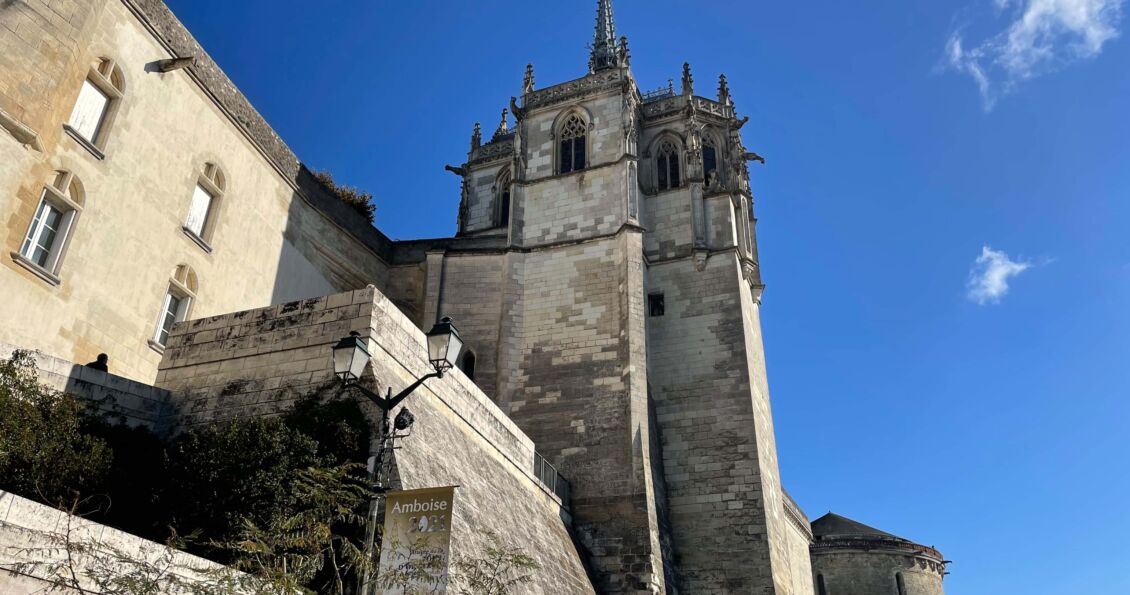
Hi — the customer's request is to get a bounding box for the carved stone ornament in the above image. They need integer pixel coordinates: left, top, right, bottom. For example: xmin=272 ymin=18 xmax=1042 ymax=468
xmin=525 ymin=70 xmax=623 ymax=111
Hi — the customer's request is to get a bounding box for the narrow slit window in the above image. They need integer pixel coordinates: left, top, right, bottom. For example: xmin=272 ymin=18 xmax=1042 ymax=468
xmin=462 ymin=351 xmax=477 ymax=381
xmin=896 ymin=572 xmax=906 ymax=595
xmin=648 ymin=293 xmax=665 ymax=317
xmin=817 ymin=574 xmax=828 ymax=595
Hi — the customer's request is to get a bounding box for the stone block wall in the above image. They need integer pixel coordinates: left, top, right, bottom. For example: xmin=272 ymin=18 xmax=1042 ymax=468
xmin=644 ymin=251 xmax=795 ymax=594
xmin=0 ymin=340 xmax=172 ymax=428
xmin=0 ymin=490 xmax=233 ymax=594
xmin=810 ymin=550 xmax=945 ymax=595
xmin=153 ymin=287 xmax=594 ymax=594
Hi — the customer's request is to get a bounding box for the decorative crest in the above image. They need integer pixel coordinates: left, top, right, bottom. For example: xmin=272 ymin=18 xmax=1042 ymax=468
xmin=681 ymin=62 xmax=694 ymax=96
xmin=470 ymin=122 xmax=481 ymax=151
xmin=523 ymin=63 xmax=535 ymax=94
xmin=590 ymin=0 xmax=623 ymax=72
xmin=494 ymin=108 xmax=510 ymax=138
xmin=718 ymin=74 xmax=732 ymax=106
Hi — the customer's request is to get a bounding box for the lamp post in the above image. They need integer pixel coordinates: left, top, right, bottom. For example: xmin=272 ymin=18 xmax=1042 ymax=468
xmin=331 ymin=317 xmax=463 ymax=595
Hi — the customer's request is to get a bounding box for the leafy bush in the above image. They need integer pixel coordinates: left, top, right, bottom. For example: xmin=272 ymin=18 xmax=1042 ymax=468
xmin=314 ymin=170 xmax=376 ymax=224
xmin=0 ymin=350 xmax=111 ymax=507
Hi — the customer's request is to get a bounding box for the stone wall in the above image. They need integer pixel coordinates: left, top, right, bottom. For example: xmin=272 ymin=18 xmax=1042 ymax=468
xmin=0 ymin=490 xmax=234 ymax=594
xmin=810 ymin=549 xmax=945 ymax=595
xmin=0 ymin=0 xmax=401 ymax=384
xmin=0 ymin=341 xmax=172 ymax=428
xmin=153 ymin=286 xmax=594 ymax=594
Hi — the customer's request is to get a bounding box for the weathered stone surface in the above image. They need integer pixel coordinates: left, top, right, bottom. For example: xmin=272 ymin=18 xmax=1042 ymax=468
xmin=155 ymin=287 xmax=595 ymax=594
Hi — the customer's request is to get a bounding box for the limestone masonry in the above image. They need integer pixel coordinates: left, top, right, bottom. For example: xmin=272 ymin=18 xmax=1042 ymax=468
xmin=0 ymin=0 xmax=948 ymax=593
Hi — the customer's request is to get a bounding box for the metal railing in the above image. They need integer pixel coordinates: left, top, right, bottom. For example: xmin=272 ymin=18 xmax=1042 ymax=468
xmin=641 ymin=85 xmax=676 ymax=103
xmin=533 ymin=452 xmax=571 ymax=505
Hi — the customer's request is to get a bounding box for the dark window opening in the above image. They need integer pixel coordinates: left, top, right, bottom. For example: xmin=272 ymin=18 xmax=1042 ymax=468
xmin=817 ymin=574 xmax=828 ymax=595
xmin=461 ymin=351 xmax=476 ymax=381
xmin=648 ymin=294 xmax=665 ymax=317
xmin=499 ymin=189 xmax=511 ymax=226
xmin=559 ymin=115 xmax=587 ymax=174
xmin=657 ymin=141 xmax=680 ymax=190
xmin=896 ymin=572 xmax=906 ymax=595
xmin=703 ymin=144 xmax=718 ymax=184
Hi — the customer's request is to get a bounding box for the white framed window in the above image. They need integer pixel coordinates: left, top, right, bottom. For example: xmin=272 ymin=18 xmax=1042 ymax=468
xmin=12 ymin=171 xmax=84 ymax=285
xmin=150 ymin=265 xmax=198 ymax=350
xmin=64 ymin=58 xmax=124 ymax=156
xmin=67 ymin=80 xmax=110 ymax=142
xmin=182 ymin=163 xmax=226 ymax=250
xmin=184 ymin=183 xmax=213 ymax=236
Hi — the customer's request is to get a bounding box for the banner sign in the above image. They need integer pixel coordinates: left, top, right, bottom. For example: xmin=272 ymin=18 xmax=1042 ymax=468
xmin=376 ymin=486 xmax=457 ymax=594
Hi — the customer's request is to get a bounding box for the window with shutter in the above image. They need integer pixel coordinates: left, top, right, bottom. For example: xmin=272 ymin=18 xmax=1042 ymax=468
xmin=185 ymin=184 xmax=213 ymax=237
xmin=67 ymin=80 xmax=110 ymax=142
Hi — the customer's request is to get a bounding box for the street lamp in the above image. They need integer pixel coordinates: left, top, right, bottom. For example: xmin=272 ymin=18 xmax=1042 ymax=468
xmin=330 ymin=317 xmax=463 ymax=595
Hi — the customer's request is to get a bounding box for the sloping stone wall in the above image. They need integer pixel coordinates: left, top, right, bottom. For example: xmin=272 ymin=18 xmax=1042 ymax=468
xmin=0 ymin=491 xmax=235 ymax=594
xmin=154 ymin=287 xmax=594 ymax=594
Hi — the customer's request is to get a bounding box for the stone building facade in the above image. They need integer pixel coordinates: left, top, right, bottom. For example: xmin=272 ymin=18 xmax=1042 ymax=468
xmin=0 ymin=0 xmax=948 ymax=593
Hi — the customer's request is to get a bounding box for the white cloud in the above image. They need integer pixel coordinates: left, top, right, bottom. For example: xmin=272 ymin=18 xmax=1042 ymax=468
xmin=966 ymin=246 xmax=1032 ymax=304
xmin=944 ymin=0 xmax=1125 ymax=109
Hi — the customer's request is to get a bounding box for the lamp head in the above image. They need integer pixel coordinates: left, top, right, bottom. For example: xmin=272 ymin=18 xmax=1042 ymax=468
xmin=425 ymin=317 xmax=463 ymax=376
xmin=331 ymin=331 xmax=370 ymax=382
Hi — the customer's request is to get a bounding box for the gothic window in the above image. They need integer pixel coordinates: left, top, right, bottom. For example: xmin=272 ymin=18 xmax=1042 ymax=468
xmin=702 ymin=136 xmax=719 ymax=187
xmin=461 ymin=350 xmax=476 ymax=381
xmin=14 ymin=171 xmax=84 ymax=285
xmin=151 ymin=265 xmax=198 ymax=349
xmin=558 ymin=114 xmax=587 ymax=174
xmin=65 ymin=58 xmax=125 ymax=156
xmin=656 ymin=140 xmax=680 ymax=190
xmin=183 ymin=162 xmax=226 ymax=250
xmin=495 ymin=171 xmax=512 ymax=228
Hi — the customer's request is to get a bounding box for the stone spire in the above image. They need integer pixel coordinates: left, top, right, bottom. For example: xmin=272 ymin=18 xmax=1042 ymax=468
xmin=523 ymin=63 xmax=535 ymax=94
xmin=717 ymin=74 xmax=732 ymax=106
xmin=590 ymin=0 xmax=620 ymax=72
xmin=494 ymin=108 xmax=509 ymax=138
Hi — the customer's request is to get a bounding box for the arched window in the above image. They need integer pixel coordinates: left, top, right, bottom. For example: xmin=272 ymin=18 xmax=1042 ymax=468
xmin=151 ymin=264 xmax=198 ymax=349
xmin=495 ymin=170 xmax=512 ymax=228
xmin=816 ymin=573 xmax=828 ymax=595
xmin=702 ymin=136 xmax=719 ymax=188
xmin=65 ymin=57 xmax=125 ymax=156
xmin=461 ymin=350 xmax=476 ymax=381
xmin=558 ymin=114 xmax=587 ymax=174
xmin=896 ymin=572 xmax=906 ymax=595
xmin=14 ymin=170 xmax=84 ymax=285
xmin=183 ymin=162 xmax=226 ymax=250
xmin=656 ymin=140 xmax=681 ymax=190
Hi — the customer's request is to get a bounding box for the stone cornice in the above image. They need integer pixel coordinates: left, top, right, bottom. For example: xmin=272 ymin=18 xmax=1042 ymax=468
xmin=641 ymin=94 xmax=735 ymax=122
xmin=782 ymin=490 xmax=814 ymax=541
xmin=811 ymin=536 xmax=945 ymax=565
xmin=522 ymin=69 xmax=627 ymax=113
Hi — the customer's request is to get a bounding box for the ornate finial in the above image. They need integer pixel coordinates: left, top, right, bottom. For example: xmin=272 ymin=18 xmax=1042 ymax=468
xmin=590 ymin=0 xmax=620 ymax=71
xmin=667 ymin=79 xmax=675 ymax=95
xmin=618 ymin=35 xmax=630 ymax=66
xmin=718 ymin=74 xmax=731 ymax=106
xmin=471 ymin=122 xmax=481 ymax=151
xmin=494 ymin=108 xmax=509 ymax=138
xmin=681 ymin=62 xmax=694 ymax=96
xmin=523 ymin=63 xmax=535 ymax=94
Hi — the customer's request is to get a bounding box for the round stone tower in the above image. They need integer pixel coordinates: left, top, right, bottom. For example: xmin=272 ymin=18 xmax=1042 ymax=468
xmin=810 ymin=513 xmax=948 ymax=595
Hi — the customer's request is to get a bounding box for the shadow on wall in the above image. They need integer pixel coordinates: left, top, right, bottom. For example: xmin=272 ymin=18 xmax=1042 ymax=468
xmin=268 ymin=165 xmax=393 ymax=307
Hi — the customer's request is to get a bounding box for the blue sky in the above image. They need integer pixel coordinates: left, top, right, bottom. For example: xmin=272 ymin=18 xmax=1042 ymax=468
xmin=165 ymin=1 xmax=1130 ymax=592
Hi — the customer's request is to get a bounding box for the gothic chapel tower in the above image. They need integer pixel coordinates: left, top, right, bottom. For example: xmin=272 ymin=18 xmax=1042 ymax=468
xmin=434 ymin=2 xmax=806 ymax=593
